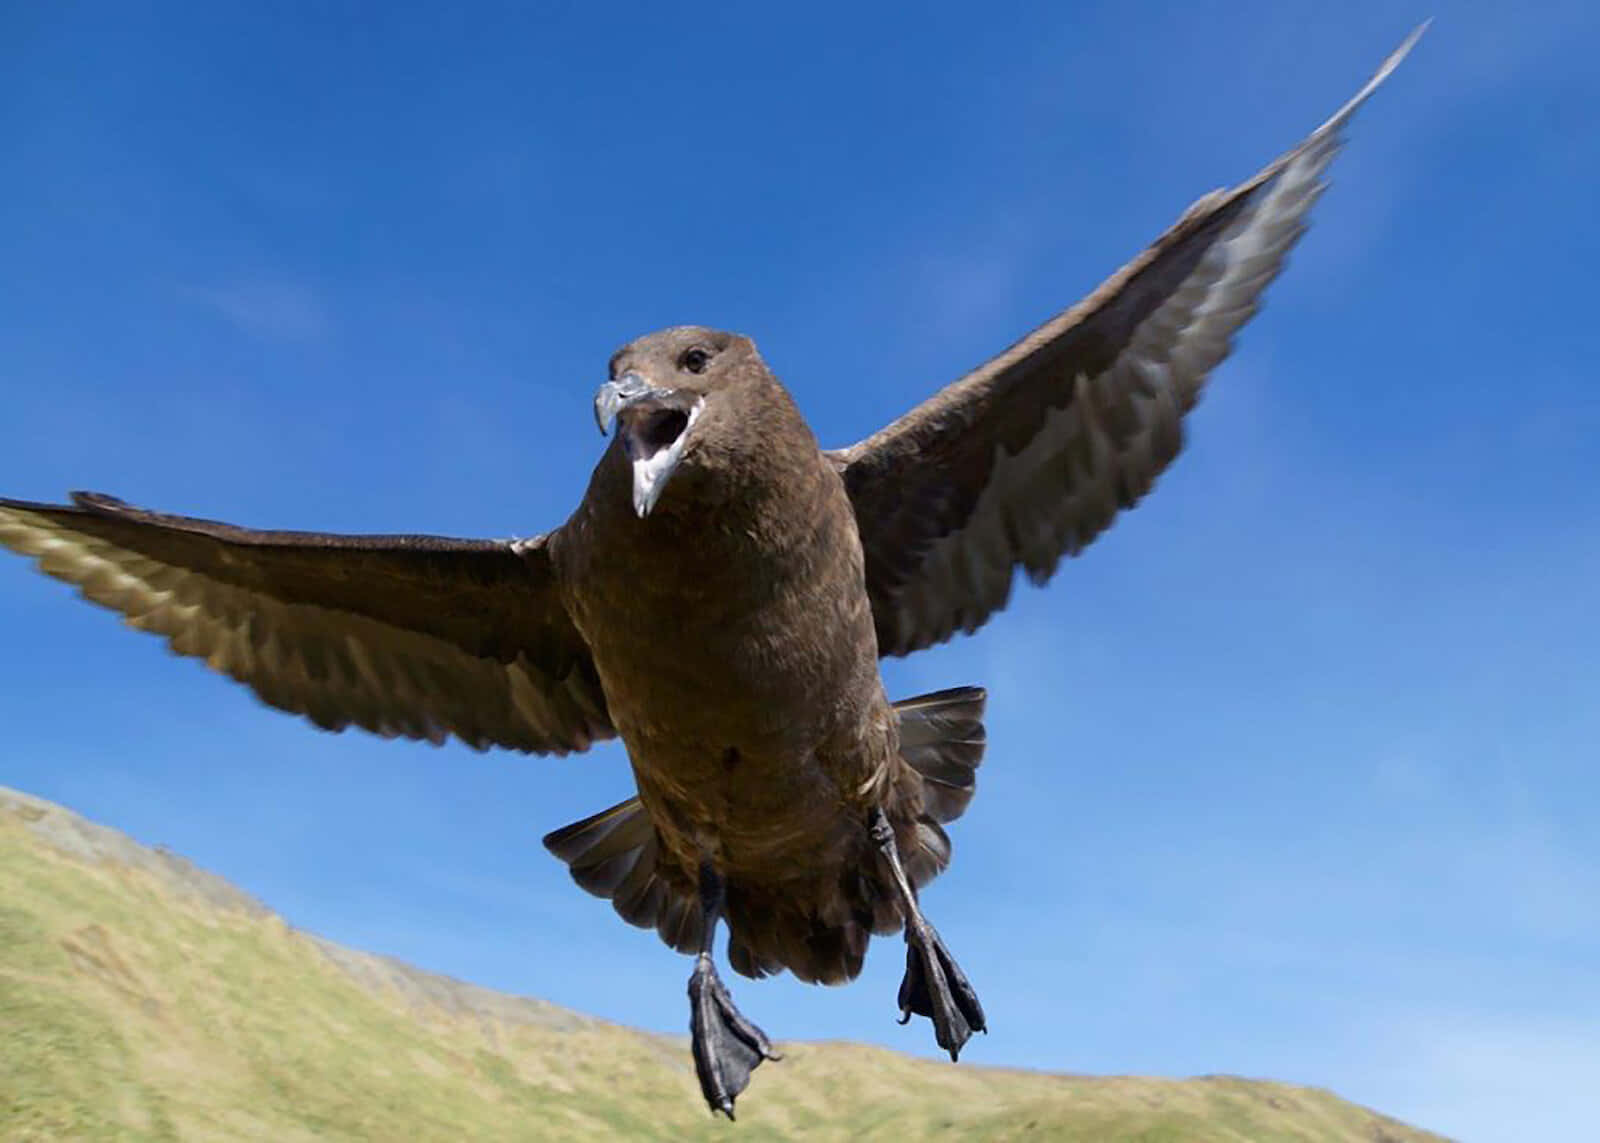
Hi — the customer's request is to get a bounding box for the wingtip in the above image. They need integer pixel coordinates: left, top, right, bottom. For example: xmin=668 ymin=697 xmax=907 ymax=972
xmin=0 ymin=491 xmax=123 ymax=516
xmin=1318 ymin=22 xmax=1433 ymax=136
xmin=69 ymin=491 xmax=128 ymax=512
xmin=1377 ymin=20 xmax=1430 ymax=85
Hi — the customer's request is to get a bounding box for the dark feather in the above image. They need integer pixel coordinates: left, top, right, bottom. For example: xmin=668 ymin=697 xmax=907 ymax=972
xmin=829 ymin=30 xmax=1422 ymax=657
xmin=0 ymin=492 xmax=612 ymax=754
xmin=895 ymin=686 xmax=988 ymax=825
xmin=543 ymin=798 xmax=700 ymax=942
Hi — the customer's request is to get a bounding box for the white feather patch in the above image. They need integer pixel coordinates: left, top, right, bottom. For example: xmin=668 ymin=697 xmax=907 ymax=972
xmin=632 ymin=398 xmax=704 ymax=517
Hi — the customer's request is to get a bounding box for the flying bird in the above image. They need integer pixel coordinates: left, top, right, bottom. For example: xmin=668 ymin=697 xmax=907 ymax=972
xmin=0 ymin=28 xmax=1421 ymax=1118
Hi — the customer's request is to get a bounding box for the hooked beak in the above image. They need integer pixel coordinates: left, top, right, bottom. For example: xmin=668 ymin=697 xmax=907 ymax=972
xmin=593 ymin=371 xmax=705 ymax=518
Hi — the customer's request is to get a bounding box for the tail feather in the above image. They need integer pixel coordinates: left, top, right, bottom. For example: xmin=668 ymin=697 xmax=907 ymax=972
xmin=544 ymin=684 xmax=988 ymax=984
xmin=895 ymin=685 xmax=987 ymax=827
xmin=725 ymin=887 xmax=867 ymax=985
xmin=542 ymin=797 xmax=701 ymax=954
xmin=902 ymin=817 xmax=953 ymax=893
xmin=726 ymin=930 xmax=786 ymax=981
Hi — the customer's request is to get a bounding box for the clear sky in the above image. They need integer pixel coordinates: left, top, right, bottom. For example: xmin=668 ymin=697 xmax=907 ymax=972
xmin=3 ymin=3 xmax=1596 ymax=1140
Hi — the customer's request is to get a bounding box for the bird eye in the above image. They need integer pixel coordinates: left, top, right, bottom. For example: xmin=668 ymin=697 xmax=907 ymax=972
xmin=680 ymin=346 xmax=712 ymax=374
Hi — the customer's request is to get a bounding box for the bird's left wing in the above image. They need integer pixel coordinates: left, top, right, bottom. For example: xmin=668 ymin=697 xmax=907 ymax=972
xmin=830 ymin=28 xmax=1422 ymax=657
xmin=0 ymin=491 xmax=613 ymax=754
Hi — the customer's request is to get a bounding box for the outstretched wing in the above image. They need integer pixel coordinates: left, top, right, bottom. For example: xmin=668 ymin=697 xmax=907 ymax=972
xmin=0 ymin=491 xmax=612 ymax=754
xmin=831 ymin=28 xmax=1422 ymax=657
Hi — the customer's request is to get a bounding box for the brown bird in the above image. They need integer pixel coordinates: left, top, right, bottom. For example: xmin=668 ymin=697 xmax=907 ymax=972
xmin=0 ymin=29 xmax=1420 ymax=1117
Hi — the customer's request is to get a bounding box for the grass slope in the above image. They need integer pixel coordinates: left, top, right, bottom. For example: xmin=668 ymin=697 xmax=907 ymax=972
xmin=0 ymin=787 xmax=1447 ymax=1142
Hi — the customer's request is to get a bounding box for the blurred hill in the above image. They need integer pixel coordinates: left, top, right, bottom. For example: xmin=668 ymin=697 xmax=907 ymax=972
xmin=0 ymin=786 xmax=1448 ymax=1141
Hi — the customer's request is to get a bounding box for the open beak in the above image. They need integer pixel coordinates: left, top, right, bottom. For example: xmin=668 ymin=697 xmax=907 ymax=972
xmin=593 ymin=372 xmax=704 ymax=518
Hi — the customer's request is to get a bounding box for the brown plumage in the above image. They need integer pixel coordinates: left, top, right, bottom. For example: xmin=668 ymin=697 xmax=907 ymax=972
xmin=0 ymin=28 xmax=1420 ymax=1118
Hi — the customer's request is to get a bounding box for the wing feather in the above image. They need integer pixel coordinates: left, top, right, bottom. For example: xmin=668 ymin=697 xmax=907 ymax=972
xmin=0 ymin=491 xmax=613 ymax=754
xmin=832 ymin=28 xmax=1422 ymax=657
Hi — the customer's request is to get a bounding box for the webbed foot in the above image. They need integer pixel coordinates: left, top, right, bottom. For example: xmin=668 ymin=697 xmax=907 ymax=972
xmin=689 ymin=951 xmax=779 ymax=1118
xmin=870 ymin=808 xmax=987 ymax=1061
xmin=897 ymin=916 xmax=986 ymax=1060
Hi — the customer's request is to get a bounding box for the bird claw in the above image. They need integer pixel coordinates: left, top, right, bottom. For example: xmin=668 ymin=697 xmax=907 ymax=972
xmin=898 ymin=918 xmax=986 ymax=1060
xmin=689 ymin=953 xmax=779 ymax=1118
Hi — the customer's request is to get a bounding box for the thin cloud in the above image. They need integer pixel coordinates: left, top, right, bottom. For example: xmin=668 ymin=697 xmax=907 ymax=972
xmin=182 ymin=280 xmax=331 ymax=343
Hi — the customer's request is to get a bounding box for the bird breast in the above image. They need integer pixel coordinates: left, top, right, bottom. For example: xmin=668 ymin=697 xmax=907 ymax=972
xmin=558 ymin=447 xmax=892 ymax=868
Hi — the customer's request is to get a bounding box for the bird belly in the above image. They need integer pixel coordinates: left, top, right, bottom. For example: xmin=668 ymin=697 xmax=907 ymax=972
xmin=565 ymin=473 xmax=897 ymax=883
xmin=596 ymin=597 xmax=896 ymax=882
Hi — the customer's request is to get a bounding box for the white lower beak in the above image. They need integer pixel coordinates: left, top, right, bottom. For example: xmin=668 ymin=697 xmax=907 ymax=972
xmin=630 ymin=399 xmax=704 ymax=517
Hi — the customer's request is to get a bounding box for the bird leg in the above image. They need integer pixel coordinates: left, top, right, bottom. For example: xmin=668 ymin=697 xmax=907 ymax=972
xmin=870 ymin=809 xmax=986 ymax=1060
xmin=688 ymin=861 xmax=779 ymax=1119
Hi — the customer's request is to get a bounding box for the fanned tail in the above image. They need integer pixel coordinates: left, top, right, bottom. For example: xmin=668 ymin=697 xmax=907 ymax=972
xmin=895 ymin=685 xmax=987 ymax=828
xmin=544 ymin=684 xmax=987 ymax=985
xmin=542 ymin=797 xmax=703 ymax=954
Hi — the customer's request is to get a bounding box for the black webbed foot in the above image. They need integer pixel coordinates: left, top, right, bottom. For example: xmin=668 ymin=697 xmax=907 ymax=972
xmin=689 ymin=951 xmax=779 ymax=1119
xmin=897 ymin=916 xmax=986 ymax=1060
xmin=870 ymin=808 xmax=987 ymax=1061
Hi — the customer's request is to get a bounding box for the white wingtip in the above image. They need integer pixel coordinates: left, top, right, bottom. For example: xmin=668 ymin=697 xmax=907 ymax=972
xmin=1312 ymin=22 xmax=1428 ymax=140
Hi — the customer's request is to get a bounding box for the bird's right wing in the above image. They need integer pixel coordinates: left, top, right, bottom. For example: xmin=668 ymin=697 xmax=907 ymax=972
xmin=0 ymin=491 xmax=613 ymax=754
xmin=830 ymin=27 xmax=1423 ymax=657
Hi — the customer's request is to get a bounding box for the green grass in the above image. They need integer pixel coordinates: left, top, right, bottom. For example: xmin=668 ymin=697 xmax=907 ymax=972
xmin=0 ymin=788 xmax=1449 ymax=1141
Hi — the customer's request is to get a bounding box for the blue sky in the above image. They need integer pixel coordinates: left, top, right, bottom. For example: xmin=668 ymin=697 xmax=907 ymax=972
xmin=3 ymin=3 xmax=1596 ymax=1140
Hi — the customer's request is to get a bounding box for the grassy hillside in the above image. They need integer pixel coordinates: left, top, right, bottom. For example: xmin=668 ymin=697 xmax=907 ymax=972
xmin=0 ymin=787 xmax=1448 ymax=1141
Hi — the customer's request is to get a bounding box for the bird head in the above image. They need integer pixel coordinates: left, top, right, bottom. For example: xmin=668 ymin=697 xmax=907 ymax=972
xmin=594 ymin=326 xmax=761 ymax=518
